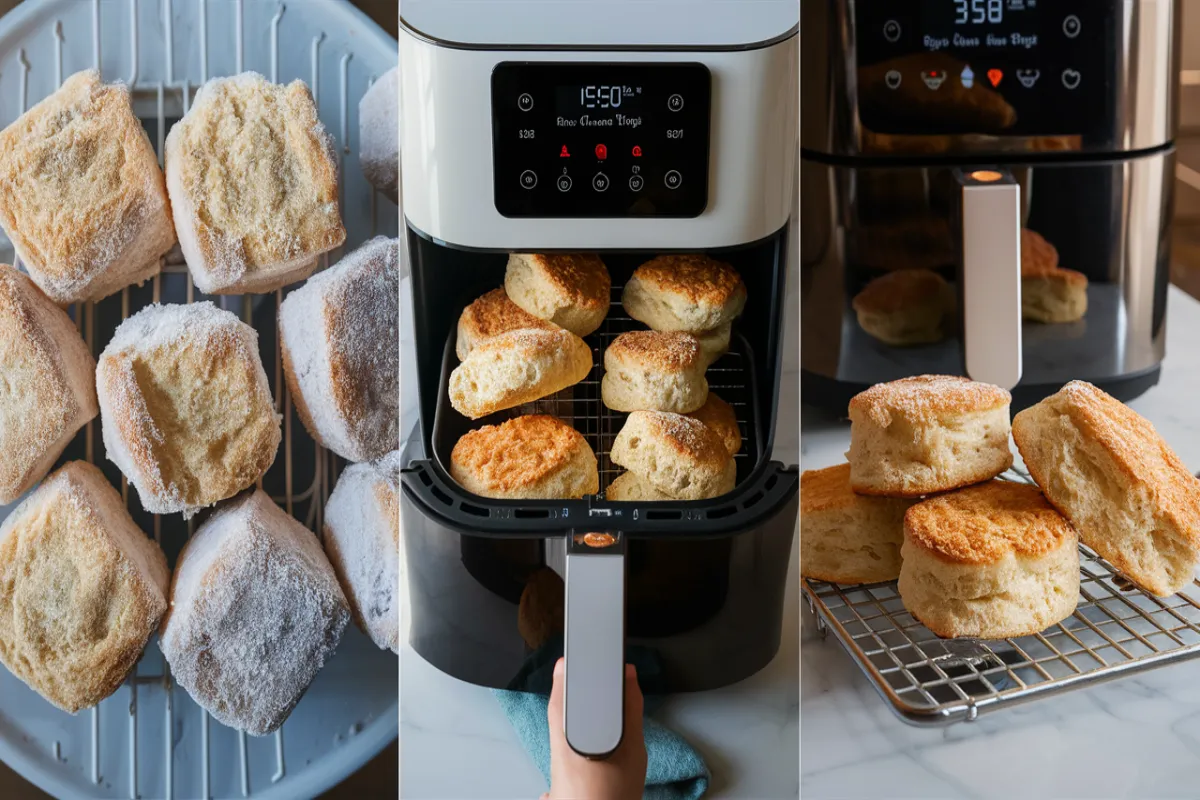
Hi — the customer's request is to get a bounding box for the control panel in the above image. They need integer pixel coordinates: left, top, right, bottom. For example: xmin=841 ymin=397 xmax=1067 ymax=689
xmin=491 ymin=62 xmax=711 ymax=218
xmin=854 ymin=0 xmax=1116 ymax=138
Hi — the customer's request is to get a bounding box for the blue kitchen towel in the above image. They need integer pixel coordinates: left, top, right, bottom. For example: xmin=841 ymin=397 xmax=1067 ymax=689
xmin=493 ymin=640 xmax=710 ymax=800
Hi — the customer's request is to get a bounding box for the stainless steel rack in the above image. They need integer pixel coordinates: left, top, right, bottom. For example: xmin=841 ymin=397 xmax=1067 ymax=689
xmin=802 ymin=470 xmax=1200 ymax=725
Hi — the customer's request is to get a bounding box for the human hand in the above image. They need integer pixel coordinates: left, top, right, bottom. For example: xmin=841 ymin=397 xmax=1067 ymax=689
xmin=542 ymin=658 xmax=648 ymax=800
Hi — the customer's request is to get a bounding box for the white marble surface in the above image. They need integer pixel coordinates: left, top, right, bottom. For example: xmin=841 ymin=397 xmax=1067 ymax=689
xmin=398 ymin=253 xmax=800 ymax=799
xmin=801 ymin=286 xmax=1200 ymax=800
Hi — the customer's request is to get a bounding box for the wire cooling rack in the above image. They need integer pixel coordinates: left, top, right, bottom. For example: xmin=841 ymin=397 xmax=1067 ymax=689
xmin=0 ymin=1 xmax=398 ymax=798
xmin=801 ymin=468 xmax=1200 ymax=725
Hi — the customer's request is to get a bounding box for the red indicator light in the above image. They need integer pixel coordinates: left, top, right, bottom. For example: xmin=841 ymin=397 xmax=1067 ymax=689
xmin=987 ymin=68 xmax=1003 ymax=87
xmin=595 ymin=143 xmax=607 ymax=159
xmin=632 ymin=145 xmax=642 ymax=157
xmin=560 ymin=145 xmax=570 ymax=157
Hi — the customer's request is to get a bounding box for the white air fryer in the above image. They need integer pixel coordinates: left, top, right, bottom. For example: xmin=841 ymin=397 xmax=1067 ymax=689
xmin=399 ymin=1 xmax=799 ymax=759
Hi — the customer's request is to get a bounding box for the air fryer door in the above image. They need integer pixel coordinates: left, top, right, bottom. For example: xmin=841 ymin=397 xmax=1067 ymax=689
xmin=800 ymin=152 xmax=1174 ymax=412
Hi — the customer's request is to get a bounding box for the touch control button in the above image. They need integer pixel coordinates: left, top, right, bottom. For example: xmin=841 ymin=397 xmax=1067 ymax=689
xmin=883 ymin=20 xmax=901 ymax=42
xmin=593 ymin=172 xmax=610 ymax=192
xmin=664 ymin=170 xmax=682 ymax=190
xmin=557 ymin=175 xmax=572 ymax=192
xmin=520 ymin=170 xmax=537 ymax=189
xmin=1061 ymin=69 xmax=1081 ymax=90
xmin=1063 ymin=15 xmax=1081 ymax=38
xmin=517 ymin=93 xmax=534 ymax=111
xmin=629 ymin=174 xmax=644 ymax=192
xmin=667 ymin=94 xmax=684 ymax=112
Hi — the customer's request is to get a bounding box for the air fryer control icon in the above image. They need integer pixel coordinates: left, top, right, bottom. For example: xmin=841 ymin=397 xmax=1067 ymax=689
xmin=885 ymin=70 xmax=901 ymax=90
xmin=921 ymin=70 xmax=945 ymax=90
xmin=1061 ymin=69 xmax=1082 ymax=90
xmin=883 ymin=20 xmax=901 ymax=42
xmin=1016 ymin=69 xmax=1041 ymax=88
xmin=960 ymin=66 xmax=974 ymax=89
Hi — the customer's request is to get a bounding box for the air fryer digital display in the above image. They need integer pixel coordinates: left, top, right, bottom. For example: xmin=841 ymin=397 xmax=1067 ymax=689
xmin=854 ymin=0 xmax=1116 ymax=138
xmin=491 ymin=62 xmax=711 ymax=218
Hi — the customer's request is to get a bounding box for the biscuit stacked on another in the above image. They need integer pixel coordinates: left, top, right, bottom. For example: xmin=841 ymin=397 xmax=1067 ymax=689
xmin=1020 ymin=228 xmax=1088 ymax=324
xmin=1013 ymin=381 xmax=1200 ymax=597
xmin=449 ymin=328 xmax=592 ymax=420
xmin=505 ymin=252 xmax=611 ymax=337
xmin=622 ymin=254 xmax=746 ymax=365
xmin=610 ymin=411 xmax=735 ymax=501
xmin=601 ymin=330 xmax=708 ymax=414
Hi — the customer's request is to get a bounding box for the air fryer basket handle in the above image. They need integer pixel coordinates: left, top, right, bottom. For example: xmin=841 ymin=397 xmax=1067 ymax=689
xmin=564 ymin=532 xmax=626 ymax=759
xmin=954 ymin=168 xmax=1022 ymax=390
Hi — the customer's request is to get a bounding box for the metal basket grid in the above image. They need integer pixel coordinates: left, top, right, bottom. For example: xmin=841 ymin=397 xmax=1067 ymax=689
xmin=0 ymin=1 xmax=397 ymax=798
xmin=483 ymin=285 xmax=760 ymax=495
xmin=802 ymin=470 xmax=1200 ymax=725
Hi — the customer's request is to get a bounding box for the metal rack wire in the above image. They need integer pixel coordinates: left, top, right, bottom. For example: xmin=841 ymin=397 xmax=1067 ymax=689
xmin=474 ymin=285 xmax=760 ymax=495
xmin=802 ymin=469 xmax=1200 ymax=725
xmin=0 ymin=2 xmax=397 ymax=798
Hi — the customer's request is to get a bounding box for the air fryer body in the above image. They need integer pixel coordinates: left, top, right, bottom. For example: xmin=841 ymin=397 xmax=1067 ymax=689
xmin=398 ymin=2 xmax=799 ymax=696
xmin=800 ymin=0 xmax=1179 ymax=412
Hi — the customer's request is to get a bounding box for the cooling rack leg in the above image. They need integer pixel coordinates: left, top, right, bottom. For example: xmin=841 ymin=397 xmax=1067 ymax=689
xmin=815 ymin=615 xmax=828 ymax=639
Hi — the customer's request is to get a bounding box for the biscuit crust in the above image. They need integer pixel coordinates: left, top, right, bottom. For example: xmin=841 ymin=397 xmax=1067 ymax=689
xmin=685 ymin=392 xmax=742 ymax=456
xmin=448 ymin=328 xmax=592 ymax=419
xmin=450 ymin=415 xmax=599 ymax=499
xmin=165 ymin=73 xmax=345 ymax=294
xmin=0 ymin=70 xmax=175 ymax=303
xmin=504 ymin=253 xmax=611 ymax=337
xmin=456 ymin=288 xmax=557 ymax=360
xmin=622 ymin=254 xmax=747 ymax=332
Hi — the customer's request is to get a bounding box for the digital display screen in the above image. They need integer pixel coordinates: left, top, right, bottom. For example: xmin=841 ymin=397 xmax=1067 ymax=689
xmin=854 ymin=0 xmax=1117 ymax=140
xmin=555 ymin=84 xmax=645 ymax=115
xmin=492 ymin=62 xmax=710 ymax=218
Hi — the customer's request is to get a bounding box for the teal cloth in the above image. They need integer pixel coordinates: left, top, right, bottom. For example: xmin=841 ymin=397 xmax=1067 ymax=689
xmin=493 ymin=640 xmax=710 ymax=800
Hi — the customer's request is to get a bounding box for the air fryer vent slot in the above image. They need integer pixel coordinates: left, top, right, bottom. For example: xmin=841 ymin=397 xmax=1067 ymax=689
xmin=708 ymin=506 xmax=738 ymax=519
xmin=645 ymin=509 xmax=683 ymax=520
xmin=430 ymin=485 xmax=453 ymax=505
xmin=514 ymin=508 xmax=551 ymax=519
xmin=744 ymin=491 xmax=765 ymax=508
xmin=460 ymin=503 xmax=489 ymax=517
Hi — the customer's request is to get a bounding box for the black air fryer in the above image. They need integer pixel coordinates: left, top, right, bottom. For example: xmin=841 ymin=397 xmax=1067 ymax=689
xmin=398 ymin=1 xmax=800 ymax=758
xmin=802 ymin=0 xmax=1179 ymax=412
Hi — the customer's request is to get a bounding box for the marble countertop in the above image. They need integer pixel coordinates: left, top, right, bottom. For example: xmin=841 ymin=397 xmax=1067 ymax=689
xmin=398 ymin=259 xmax=801 ymax=799
xmin=802 ymin=286 xmax=1200 ymax=800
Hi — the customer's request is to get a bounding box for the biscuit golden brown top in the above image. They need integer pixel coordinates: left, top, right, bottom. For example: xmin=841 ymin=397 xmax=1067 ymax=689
xmin=1021 ymin=229 xmax=1059 ymax=276
xmin=461 ymin=288 xmax=556 ymax=339
xmin=852 ymin=269 xmax=947 ymax=314
xmin=631 ymin=255 xmax=745 ymax=306
xmin=800 ymin=463 xmax=857 ymax=514
xmin=0 ymin=70 xmax=170 ymax=289
xmin=520 ymin=253 xmax=611 ymax=310
xmin=630 ymin=411 xmax=729 ymax=467
xmin=168 ymin=73 xmax=344 ymax=276
xmin=904 ymin=481 xmax=1075 ymax=564
xmin=450 ymin=415 xmax=588 ymax=494
xmin=605 ymin=330 xmax=700 ymax=371
xmin=849 ymin=375 xmax=1011 ymax=427
xmin=1032 ymin=381 xmax=1200 ymax=547
xmin=686 ymin=392 xmax=741 ymax=455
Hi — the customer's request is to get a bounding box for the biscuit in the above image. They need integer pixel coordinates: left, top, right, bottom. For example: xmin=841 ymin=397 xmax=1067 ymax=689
xmin=694 ymin=322 xmax=731 ymax=367
xmin=0 ymin=70 xmax=176 ymax=304
xmin=504 ymin=253 xmax=611 ymax=337
xmin=1013 ymin=381 xmax=1200 ymax=596
xmin=606 ymin=471 xmax=675 ymax=502
xmin=518 ymin=567 xmax=565 ymax=650
xmin=1022 ymin=269 xmax=1088 ymax=324
xmin=279 ymin=236 xmax=399 ymax=462
xmin=622 ymin=255 xmax=747 ymax=333
xmin=448 ymin=328 xmax=592 ymax=420
xmin=801 ymin=463 xmax=915 ymax=585
xmin=610 ymin=411 xmax=736 ymax=500
xmin=97 ymin=302 xmax=281 ymax=517
xmin=0 ymin=265 xmax=98 ymax=503
xmin=848 ymin=375 xmax=1013 ymax=496
xmin=165 ymin=73 xmax=346 ymax=294
xmin=685 ymin=392 xmax=742 ymax=456
xmin=1022 ymin=228 xmax=1059 ymax=274
xmin=323 ymin=452 xmax=399 ymax=652
xmin=359 ymin=66 xmax=399 ymax=202
xmin=160 ymin=489 xmax=349 ymax=735
xmin=898 ymin=480 xmax=1080 ymax=639
xmin=0 ymin=461 xmax=169 ymax=712
xmin=456 ymin=287 xmax=557 ymax=360
xmin=601 ymin=330 xmax=708 ymax=413
xmin=450 ymin=415 xmax=599 ymax=499
xmin=852 ymin=269 xmax=951 ymax=346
